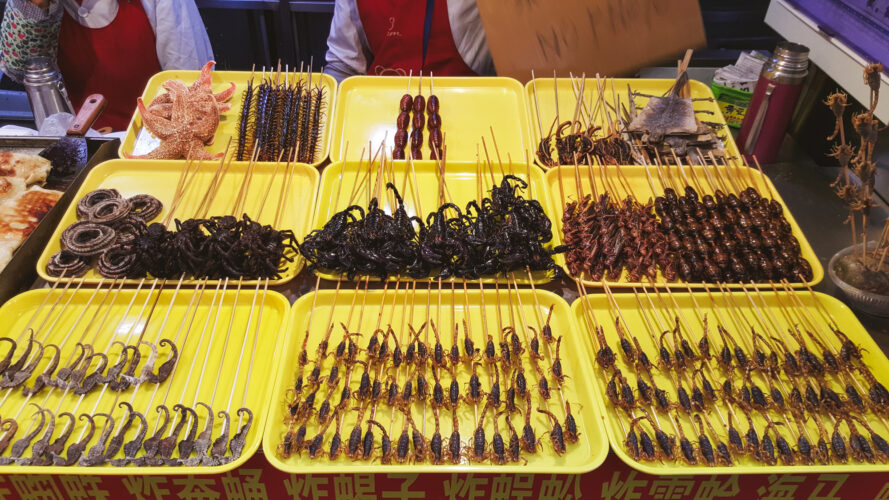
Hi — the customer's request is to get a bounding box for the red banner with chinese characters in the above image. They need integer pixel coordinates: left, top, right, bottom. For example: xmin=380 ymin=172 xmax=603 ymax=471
xmin=3 ymin=453 xmax=889 ymax=500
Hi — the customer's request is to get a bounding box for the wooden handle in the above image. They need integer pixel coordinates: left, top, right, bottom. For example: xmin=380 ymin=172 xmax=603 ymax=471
xmin=67 ymin=94 xmax=107 ymax=136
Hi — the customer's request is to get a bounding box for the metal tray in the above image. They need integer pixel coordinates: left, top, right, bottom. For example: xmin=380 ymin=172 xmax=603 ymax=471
xmin=0 ymin=137 xmax=118 ymax=306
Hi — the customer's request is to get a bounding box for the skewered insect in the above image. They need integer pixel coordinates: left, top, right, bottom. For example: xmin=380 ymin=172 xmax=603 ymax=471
xmin=465 ymin=363 xmax=485 ymax=404
xmin=367 ymin=420 xmax=393 ymax=464
xmin=520 ymin=398 xmax=539 ymax=454
xmin=409 ymin=416 xmax=428 ymax=462
xmin=395 ymin=415 xmax=411 ymax=464
xmin=563 ymin=402 xmax=579 ymax=444
xmin=447 ymin=408 xmax=462 ymax=464
xmin=488 ymin=367 xmax=502 ymax=408
xmin=430 ymin=409 xmax=445 ymax=465
xmin=692 ymin=415 xmax=716 ymax=466
xmin=537 ymin=408 xmax=566 ymax=455
xmin=760 ymin=423 xmax=777 ymax=466
xmin=550 ymin=337 xmax=565 ymax=385
xmin=674 ymin=414 xmax=698 ymax=465
xmin=595 ymin=326 xmax=616 ymax=369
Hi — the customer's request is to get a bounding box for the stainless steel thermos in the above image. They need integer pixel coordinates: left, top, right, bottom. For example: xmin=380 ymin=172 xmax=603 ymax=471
xmin=23 ymin=57 xmax=75 ymax=130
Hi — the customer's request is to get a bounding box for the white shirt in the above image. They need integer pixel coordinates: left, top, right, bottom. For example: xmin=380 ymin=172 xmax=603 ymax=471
xmin=324 ymin=0 xmax=495 ymax=82
xmin=18 ymin=0 xmax=213 ymax=71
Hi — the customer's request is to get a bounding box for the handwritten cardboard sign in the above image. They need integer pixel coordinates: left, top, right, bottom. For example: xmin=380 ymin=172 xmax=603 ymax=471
xmin=477 ymin=0 xmax=706 ymax=81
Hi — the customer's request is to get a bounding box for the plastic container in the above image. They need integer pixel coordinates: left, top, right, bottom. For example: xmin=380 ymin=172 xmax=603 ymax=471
xmin=331 ymin=76 xmax=532 ymax=164
xmin=264 ymin=286 xmax=608 ymax=474
xmin=829 ymin=242 xmax=889 ymax=317
xmin=0 ymin=285 xmax=290 ymax=474
xmin=571 ymin=289 xmax=889 ymax=474
xmin=710 ymin=82 xmax=753 ymax=128
xmin=36 ymin=159 xmax=319 ymax=286
xmin=120 ymin=70 xmax=336 ymax=167
xmin=524 ymin=77 xmax=741 ymax=169
xmin=542 ymin=163 xmax=822 ymax=288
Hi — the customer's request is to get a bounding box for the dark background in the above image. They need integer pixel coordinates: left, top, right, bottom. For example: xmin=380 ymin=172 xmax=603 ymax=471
xmin=193 ymin=0 xmax=778 ymax=71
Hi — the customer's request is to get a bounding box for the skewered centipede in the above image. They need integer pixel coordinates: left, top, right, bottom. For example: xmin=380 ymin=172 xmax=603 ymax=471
xmin=234 ymin=64 xmax=328 ymax=163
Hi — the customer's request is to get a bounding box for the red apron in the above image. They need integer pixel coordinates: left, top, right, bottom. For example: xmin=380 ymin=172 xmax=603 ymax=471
xmin=356 ymin=0 xmax=476 ymax=77
xmin=58 ymin=1 xmax=162 ymax=131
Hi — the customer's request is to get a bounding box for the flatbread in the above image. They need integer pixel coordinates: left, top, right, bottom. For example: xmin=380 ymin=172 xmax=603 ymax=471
xmin=0 ymin=186 xmax=63 ymax=270
xmin=0 ymin=176 xmax=25 ymax=206
xmin=0 ymin=152 xmax=52 ymax=185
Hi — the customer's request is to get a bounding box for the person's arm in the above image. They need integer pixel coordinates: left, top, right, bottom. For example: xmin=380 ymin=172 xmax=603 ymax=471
xmin=141 ymin=0 xmax=214 ymax=71
xmin=448 ymin=0 xmax=495 ymax=76
xmin=325 ymin=0 xmax=372 ymax=82
xmin=0 ymin=0 xmax=64 ymax=83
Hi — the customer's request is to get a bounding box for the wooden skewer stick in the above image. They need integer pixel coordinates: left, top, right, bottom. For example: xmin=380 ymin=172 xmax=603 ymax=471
xmin=530 ymin=70 xmax=545 ymax=148
xmin=14 ymin=269 xmax=74 ymax=341
xmin=111 ymin=276 xmax=187 ymax=441
xmin=32 ymin=280 xmax=124 ymax=414
xmin=511 ymin=274 xmax=565 ymax=411
xmin=21 ymin=275 xmax=86 ymax=347
xmin=62 ymin=279 xmax=157 ymax=446
xmin=0 ymin=277 xmax=109 ymax=412
xmin=146 ymin=279 xmax=221 ymax=438
xmin=62 ymin=279 xmax=163 ymax=438
xmin=188 ymin=279 xmax=243 ymax=434
xmin=553 ymin=70 xmax=560 ymax=137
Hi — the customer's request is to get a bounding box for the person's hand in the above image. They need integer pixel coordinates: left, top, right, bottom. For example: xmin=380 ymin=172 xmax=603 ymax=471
xmin=30 ymin=0 xmax=52 ymax=9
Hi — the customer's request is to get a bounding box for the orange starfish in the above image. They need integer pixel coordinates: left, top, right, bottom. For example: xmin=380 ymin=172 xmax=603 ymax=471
xmin=125 ymin=90 xmax=223 ymax=161
xmin=146 ymin=61 xmax=235 ymax=119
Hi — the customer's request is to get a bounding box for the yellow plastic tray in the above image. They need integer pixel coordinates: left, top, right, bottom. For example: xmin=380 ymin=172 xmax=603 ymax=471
xmin=310 ymin=159 xmax=555 ymax=283
xmin=36 ymin=159 xmax=319 ymax=286
xmin=0 ymin=283 xmax=289 ymax=474
xmin=331 ymin=76 xmax=532 ymax=163
xmin=120 ymin=70 xmax=337 ymax=167
xmin=543 ymin=163 xmax=823 ymax=288
xmin=264 ymin=286 xmax=608 ymax=474
xmin=571 ymin=289 xmax=889 ymax=474
xmin=524 ymin=77 xmax=741 ymax=167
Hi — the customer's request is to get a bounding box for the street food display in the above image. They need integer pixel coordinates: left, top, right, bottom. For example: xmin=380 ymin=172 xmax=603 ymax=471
xmin=0 ymin=153 xmax=62 ymax=271
xmin=573 ymin=283 xmax=889 ymax=473
xmin=527 ymin=74 xmax=738 ymax=169
xmin=303 ymin=158 xmax=562 ymax=283
xmin=36 ymin=157 xmax=318 ymax=285
xmin=0 ymin=282 xmax=288 ymax=472
xmin=234 ymin=66 xmax=328 ymax=164
xmin=392 ymin=73 xmax=443 ymax=160
xmin=121 ymin=68 xmax=335 ymax=166
xmin=544 ymin=161 xmax=821 ymax=287
xmin=0 ymin=65 xmax=885 ymax=490
xmin=47 ymin=188 xmax=297 ymax=280
xmin=330 ymin=76 xmax=531 ymax=163
xmin=265 ymin=282 xmax=606 ymax=472
xmin=126 ymin=62 xmax=234 ymax=161
xmin=301 ymin=174 xmax=561 ymax=281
